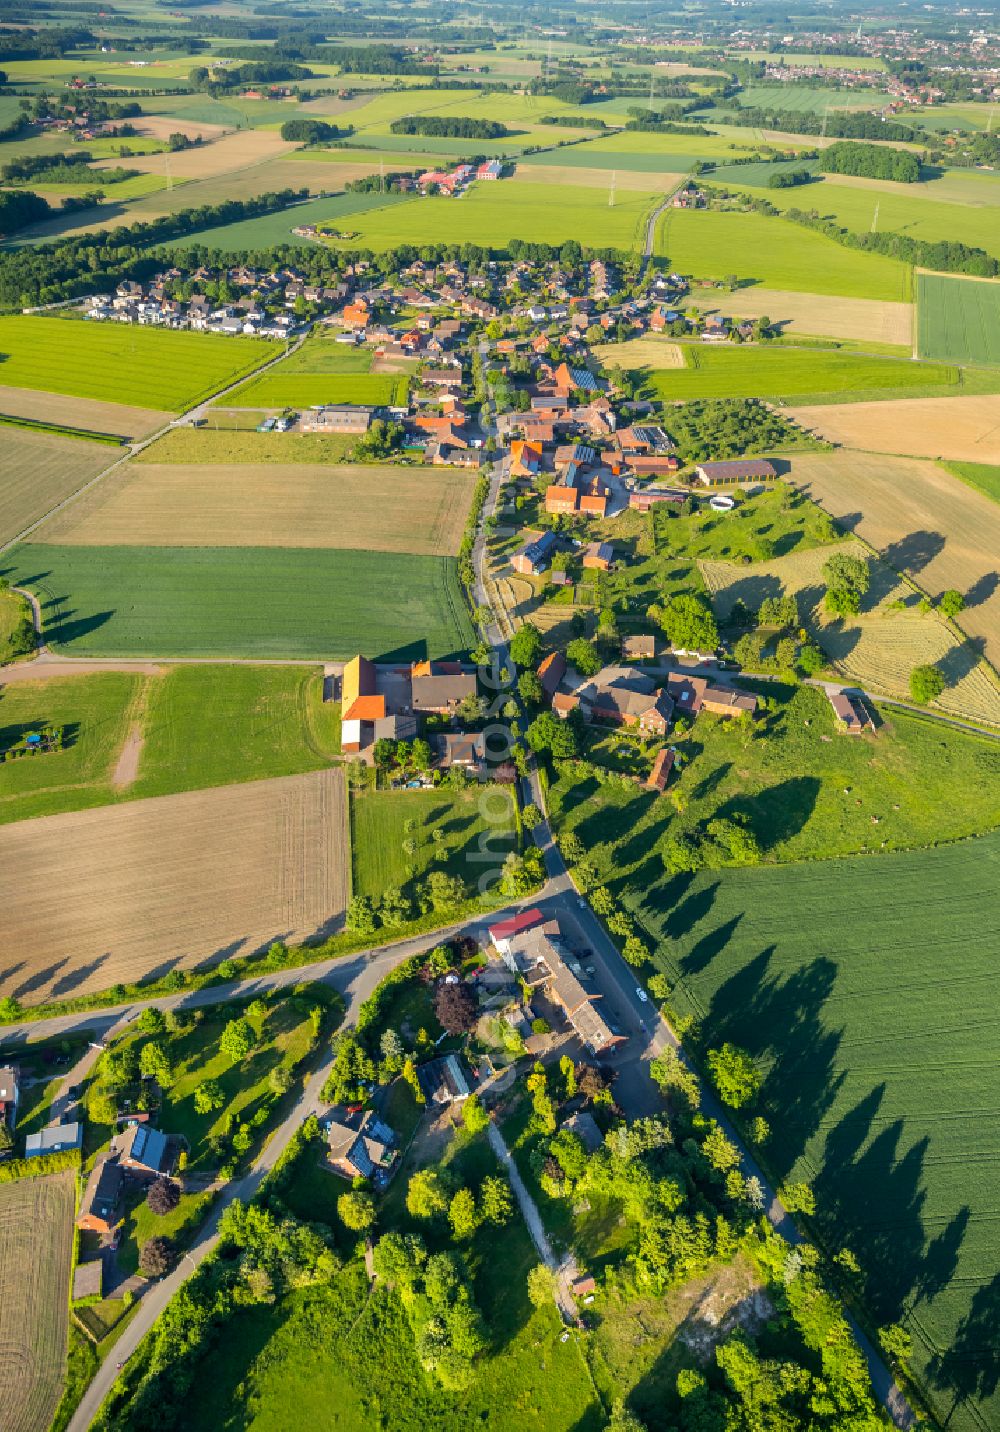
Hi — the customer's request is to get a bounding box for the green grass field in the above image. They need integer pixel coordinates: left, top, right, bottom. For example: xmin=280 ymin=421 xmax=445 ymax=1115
xmin=642 ymin=345 xmax=957 ymax=402
xmin=630 ymin=832 xmax=1000 ymax=1432
xmin=0 ymin=666 xmax=341 ymax=824
xmin=656 ymin=209 xmax=911 ymax=301
xmin=917 ymin=274 xmax=1000 ymax=364
xmin=225 ymin=371 xmax=407 ymax=408
xmin=324 ymin=180 xmax=656 ymax=253
xmin=942 ymin=459 xmax=1000 ymax=505
xmin=155 ymin=191 xmax=413 ymax=251
xmin=1 ymin=545 xmax=473 ymax=661
xmin=0 ymin=316 xmax=272 ymax=411
xmin=351 ymin=787 xmax=516 ymax=898
xmin=277 ymin=336 xmax=374 ymax=374
xmin=733 ymin=83 xmax=894 ymax=113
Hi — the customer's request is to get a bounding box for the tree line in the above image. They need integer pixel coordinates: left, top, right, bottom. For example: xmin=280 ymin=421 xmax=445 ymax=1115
xmin=389 ymin=115 xmax=509 ymax=139
xmin=817 ymin=140 xmax=921 ymax=183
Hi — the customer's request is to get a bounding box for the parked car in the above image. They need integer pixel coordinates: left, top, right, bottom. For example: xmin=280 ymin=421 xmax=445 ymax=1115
xmin=635 ymin=987 xmax=648 ymax=1004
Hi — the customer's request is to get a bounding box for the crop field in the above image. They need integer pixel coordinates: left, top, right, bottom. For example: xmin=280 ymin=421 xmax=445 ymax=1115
xmin=792 ymin=451 xmax=1000 ymax=668
xmin=513 ymin=162 xmax=682 ymax=193
xmin=352 ymin=786 xmax=516 ymax=898
xmin=97 ymin=127 xmax=294 ymax=179
xmin=39 ymin=462 xmax=474 ymax=556
xmin=0 ymin=429 xmax=117 ymax=544
xmin=1 ymin=544 xmax=474 ymax=661
xmin=0 ymin=318 xmax=272 ymax=412
xmin=0 ymin=1168 xmax=75 ymax=1432
xmin=0 ymin=385 xmax=165 ymax=440
xmin=224 ymin=371 xmax=407 ymax=408
xmin=593 ymin=337 xmax=685 ymax=367
xmin=656 ymin=209 xmax=911 ymax=301
xmin=917 ymin=273 xmax=1000 ymax=364
xmin=156 ymin=190 xmax=414 ymax=251
xmin=787 ymin=394 xmax=1000 ymax=464
xmin=0 ymin=664 xmax=342 ymax=825
xmin=643 ymin=346 xmax=954 ymax=403
xmin=320 ymin=180 xmax=657 ymax=253
xmin=943 ymin=460 xmax=1000 ymax=505
xmin=702 ymin=541 xmax=1000 ymax=726
xmin=631 ymin=833 xmax=1000 ymax=1432
xmin=697 ymin=286 xmax=914 ymax=347
xmin=734 ymin=83 xmax=893 ymax=112
xmin=0 ymin=767 xmax=348 ymax=1004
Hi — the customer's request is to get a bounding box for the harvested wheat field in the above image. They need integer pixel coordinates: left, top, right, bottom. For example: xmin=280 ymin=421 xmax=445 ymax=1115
xmin=130 ymin=115 xmax=227 ymax=143
xmin=786 ymin=394 xmax=1000 ymax=463
xmin=702 ymin=541 xmax=1000 ymax=726
xmin=37 ymin=462 xmax=475 ymax=556
xmin=95 ymin=127 xmax=295 ymax=179
xmin=0 ymin=1168 xmax=75 ymax=1432
xmin=592 ymin=337 xmax=685 ymax=368
xmin=0 ymin=767 xmax=348 ymax=1004
xmin=514 ymin=163 xmax=682 ymax=192
xmin=705 ymin=287 xmax=913 ymax=347
xmin=792 ymin=451 xmax=1000 ymax=668
xmin=0 ymin=429 xmax=117 ymax=544
xmin=0 ymin=386 xmax=164 ymax=440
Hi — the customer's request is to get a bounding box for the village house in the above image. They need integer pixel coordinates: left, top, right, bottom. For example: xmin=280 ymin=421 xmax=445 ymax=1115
xmin=433 ymin=731 xmax=486 ymax=775
xmin=511 ymin=530 xmax=558 ymax=576
xmin=111 ymin=1123 xmax=173 ymax=1180
xmin=544 ymin=461 xmax=610 ymax=518
xmin=582 ymin=541 xmax=614 ymax=572
xmin=327 ymin=1110 xmax=397 ymax=1183
xmin=554 ymin=666 xmax=674 ymax=735
xmin=418 ymin=1053 xmax=471 ymax=1105
xmin=538 ymin=650 xmax=566 ymax=698
xmin=665 ymin=673 xmax=759 ymax=719
xmin=77 ymin=1154 xmax=124 ymax=1235
xmin=622 ymin=634 xmax=658 ymax=663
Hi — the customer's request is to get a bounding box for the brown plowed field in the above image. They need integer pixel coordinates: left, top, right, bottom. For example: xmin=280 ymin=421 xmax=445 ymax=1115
xmin=0 ymin=768 xmax=348 ymax=1004
xmin=95 ymin=127 xmax=295 ymax=179
xmin=0 ymin=1168 xmax=75 ymax=1432
xmin=37 ymin=461 xmax=475 ymax=555
xmin=0 ymin=386 xmax=164 ymax=440
xmin=0 ymin=428 xmax=118 ymax=544
xmin=706 ymin=287 xmax=913 ymax=347
xmin=792 ymin=451 xmax=1000 ymax=669
xmin=786 ymin=394 xmax=1000 ymax=463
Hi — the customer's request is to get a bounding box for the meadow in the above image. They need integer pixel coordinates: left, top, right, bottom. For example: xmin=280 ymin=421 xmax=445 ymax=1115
xmin=158 ymin=190 xmax=413 ymax=251
xmin=787 ymin=393 xmax=1000 ymax=464
xmin=0 ymin=1168 xmax=75 ymax=1432
xmin=943 ymin=460 xmax=1000 ymax=505
xmin=37 ymin=461 xmax=473 ymax=555
xmin=352 ymin=787 xmax=516 ymax=899
xmin=0 ymin=428 xmax=117 ymax=545
xmin=629 ymin=832 xmax=1000 ymax=1432
xmin=655 ymin=209 xmax=911 ymax=301
xmin=733 ymin=83 xmax=894 ymax=112
xmin=917 ymin=273 xmax=1000 ymax=365
xmin=225 ymin=371 xmax=407 ymax=408
xmin=642 ymin=346 xmax=956 ymax=403
xmin=1 ymin=544 xmax=474 ymax=661
xmin=0 ymin=665 xmax=342 ymax=825
xmin=320 ymin=180 xmax=657 ymax=253
xmin=0 ymin=767 xmax=348 ymax=1004
xmin=0 ymin=317 xmax=272 ymax=412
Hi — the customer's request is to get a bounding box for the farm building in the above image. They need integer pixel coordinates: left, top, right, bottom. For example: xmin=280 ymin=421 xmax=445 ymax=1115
xmin=299 ymin=405 xmax=374 ymax=434
xmin=0 ymin=1065 xmax=20 ymax=1130
xmin=828 ymin=690 xmax=874 ymax=735
xmin=544 ymin=462 xmax=609 ymax=518
xmin=629 ymin=488 xmax=687 ymax=512
xmin=646 ymin=747 xmax=676 ymax=793
xmin=538 ymin=650 xmax=567 ymax=699
xmin=25 ymin=1122 xmax=83 ymax=1158
xmin=73 ymin=1259 xmax=104 ymax=1302
xmin=695 ymin=459 xmax=777 ymax=486
xmin=555 ymin=666 xmax=674 ymax=735
xmin=417 ymin=1054 xmax=471 ymax=1105
xmin=327 ymin=1110 xmax=397 ymax=1183
xmin=491 ymin=913 xmax=623 ymax=1056
xmin=665 ymin=673 xmax=758 ymax=719
xmin=410 ymin=662 xmax=476 ymax=714
xmin=77 ymin=1154 xmax=124 ymax=1234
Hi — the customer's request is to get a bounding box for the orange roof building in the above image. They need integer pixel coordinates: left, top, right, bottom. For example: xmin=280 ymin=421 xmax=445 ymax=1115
xmin=341 ymin=655 xmax=385 ymax=750
xmin=511 ymin=439 xmax=544 ymax=478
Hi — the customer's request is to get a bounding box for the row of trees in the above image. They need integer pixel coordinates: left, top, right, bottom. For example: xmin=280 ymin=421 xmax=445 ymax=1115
xmin=389 ymin=115 xmax=508 ymax=139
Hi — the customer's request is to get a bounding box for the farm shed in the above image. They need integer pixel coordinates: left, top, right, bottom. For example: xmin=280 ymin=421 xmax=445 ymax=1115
xmin=828 ymin=690 xmax=873 ymax=735
xmin=25 ymin=1122 xmax=83 ymax=1158
xmin=695 ymin=459 xmax=777 ymax=486
xmin=73 ymin=1259 xmax=104 ymax=1302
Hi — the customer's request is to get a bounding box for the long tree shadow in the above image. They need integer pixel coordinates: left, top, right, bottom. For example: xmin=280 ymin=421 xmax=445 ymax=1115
xmin=882 ymin=529 xmax=945 ymax=578
xmin=930 ymin=1269 xmax=1000 ymax=1417
xmin=715 ymin=775 xmax=821 ymax=854
xmin=964 ymin=571 xmax=998 ymax=610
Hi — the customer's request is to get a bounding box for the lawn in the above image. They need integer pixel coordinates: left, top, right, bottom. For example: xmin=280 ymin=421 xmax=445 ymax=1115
xmin=351 ymin=786 xmax=517 ymax=900
xmin=116 ymin=1188 xmax=213 ymax=1277
xmin=0 ymin=316 xmax=272 ymax=411
xmin=629 ymin=832 xmax=1000 ymax=1432
xmin=155 ymin=191 xmax=413 ymax=250
xmin=546 ymin=683 xmax=1000 ymax=872
xmin=642 ymin=346 xmax=956 ymax=403
xmin=917 ymin=273 xmax=1000 ymax=365
xmin=323 ymin=180 xmax=657 ymax=253
xmin=655 ymin=209 xmax=911 ymax=301
xmin=0 ymin=666 xmax=340 ymax=825
xmin=943 ymin=459 xmax=1000 ymax=505
xmin=225 ymin=372 xmax=408 ymax=408
xmin=1 ymin=545 xmax=474 ymax=661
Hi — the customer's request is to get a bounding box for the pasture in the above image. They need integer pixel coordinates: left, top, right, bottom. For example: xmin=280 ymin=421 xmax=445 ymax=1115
xmin=133 ymin=427 xmax=356 ymax=464
xmin=734 ymin=82 xmax=893 ymax=112
xmin=655 ymin=209 xmax=911 ymax=301
xmin=917 ymin=273 xmax=1000 ymax=365
xmin=631 ymin=833 xmax=1000 ymax=1432
xmin=224 ymin=372 xmax=407 ymax=409
xmin=0 ymin=429 xmax=117 ymax=545
xmin=158 ymin=190 xmax=414 ymax=251
xmin=943 ymin=461 xmax=1000 ymax=505
xmin=38 ymin=462 xmax=475 ymax=556
xmin=352 ymin=787 xmax=516 ymax=899
xmin=321 ymin=180 xmax=657 ymax=253
xmin=787 ymin=394 xmax=1000 ymax=464
xmin=0 ymin=385 xmax=164 ymax=440
xmin=0 ymin=1168 xmax=75 ymax=1432
xmin=0 ymin=767 xmax=348 ymax=1004
xmin=0 ymin=317 xmax=272 ymax=412
xmin=792 ymin=450 xmax=1000 ymax=668
xmin=697 ymin=286 xmax=913 ymax=348
xmin=701 ymin=542 xmax=1000 ymax=726
xmin=642 ymin=346 xmax=955 ymax=403
xmin=1 ymin=544 xmax=474 ymax=661
xmin=0 ymin=665 xmax=341 ymax=825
